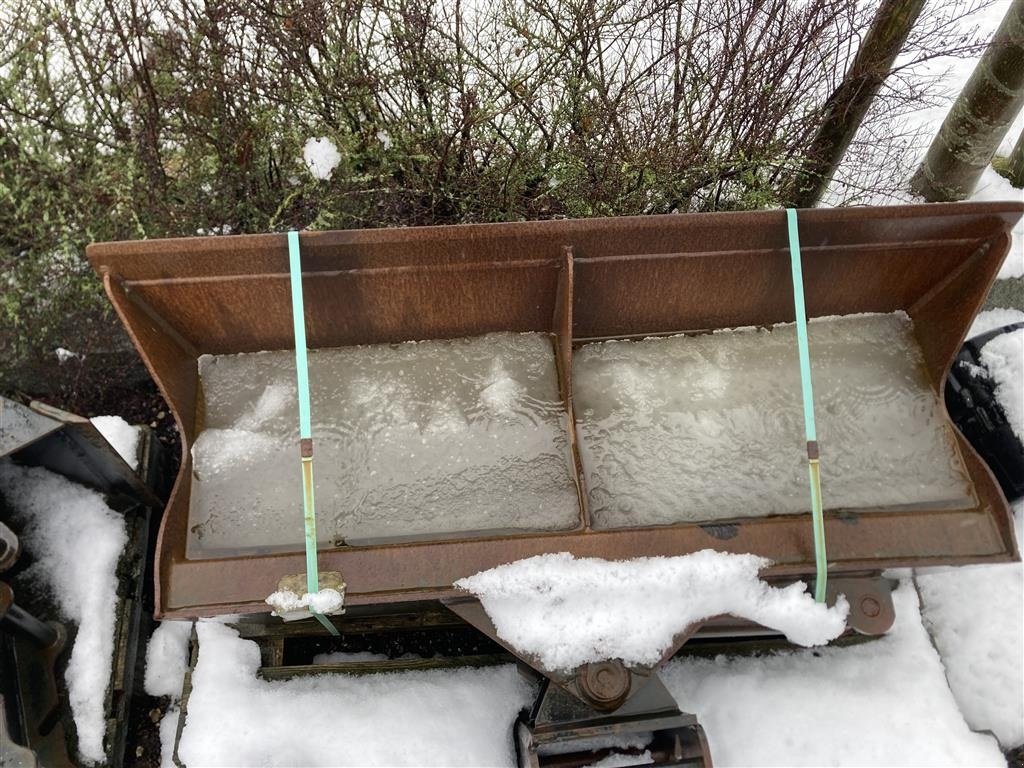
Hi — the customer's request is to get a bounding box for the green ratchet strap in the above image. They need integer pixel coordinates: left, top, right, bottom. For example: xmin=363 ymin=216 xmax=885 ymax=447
xmin=288 ymin=230 xmax=339 ymax=635
xmin=786 ymin=209 xmax=828 ymax=603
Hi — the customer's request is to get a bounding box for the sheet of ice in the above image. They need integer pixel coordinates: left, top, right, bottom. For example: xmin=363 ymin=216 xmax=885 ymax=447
xmin=90 ymin=415 xmax=140 ymax=470
xmin=661 ymin=581 xmax=1005 ymax=766
xmin=190 ymin=332 xmax=578 ymax=555
xmin=176 ymin=621 xmax=535 ymax=766
xmin=0 ymin=462 xmax=128 ymax=765
xmin=573 ymin=312 xmax=973 ymax=527
xmin=302 ymin=136 xmax=341 ymax=180
xmin=455 ymin=550 xmax=848 ymax=672
xmin=144 ymin=621 xmax=193 ymax=699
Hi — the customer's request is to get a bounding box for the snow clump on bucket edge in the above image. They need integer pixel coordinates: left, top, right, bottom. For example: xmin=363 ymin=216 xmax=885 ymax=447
xmin=456 ymin=550 xmax=849 ymax=672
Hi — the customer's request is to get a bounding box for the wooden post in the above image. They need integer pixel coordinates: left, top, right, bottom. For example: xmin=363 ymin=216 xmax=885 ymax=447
xmin=911 ymin=0 xmax=1024 ymax=201
xmin=784 ymin=0 xmax=926 ymax=208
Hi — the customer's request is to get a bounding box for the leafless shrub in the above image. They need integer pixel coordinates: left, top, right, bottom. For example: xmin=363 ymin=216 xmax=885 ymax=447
xmin=0 ymin=0 xmax=997 ymax=383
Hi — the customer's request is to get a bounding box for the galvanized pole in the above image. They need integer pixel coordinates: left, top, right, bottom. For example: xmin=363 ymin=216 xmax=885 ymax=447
xmin=911 ymin=0 xmax=1024 ymax=201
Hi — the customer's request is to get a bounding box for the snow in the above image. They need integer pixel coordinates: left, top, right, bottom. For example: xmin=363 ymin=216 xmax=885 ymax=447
xmin=916 ymin=508 xmax=1023 ymax=750
xmin=980 ymin=329 xmax=1024 ymax=437
xmin=144 ymin=620 xmax=193 ymax=699
xmin=147 ymin=621 xmax=193 ymax=765
xmin=661 ymin=581 xmax=1005 ymax=766
xmin=911 ymin=307 xmax=1024 ymax=750
xmin=265 ymin=587 xmax=345 ymax=620
xmin=90 ymin=415 xmax=140 ymax=470
xmin=455 ymin=550 xmax=849 ymax=672
xmin=968 ymin=166 xmax=1024 ymax=279
xmin=159 ymin=705 xmax=180 ymax=768
xmin=539 ymin=732 xmax=652 ymax=757
xmin=302 ymin=137 xmax=341 ymax=181
xmin=175 ymin=621 xmax=535 ymax=766
xmin=586 ymin=750 xmax=654 ymax=768
xmin=0 ymin=462 xmax=128 ymax=765
xmin=969 ymin=307 xmax=1024 ymax=337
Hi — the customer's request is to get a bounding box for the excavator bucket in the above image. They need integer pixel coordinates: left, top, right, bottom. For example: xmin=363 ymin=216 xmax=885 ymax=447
xmin=85 ymin=202 xmax=1021 ymax=625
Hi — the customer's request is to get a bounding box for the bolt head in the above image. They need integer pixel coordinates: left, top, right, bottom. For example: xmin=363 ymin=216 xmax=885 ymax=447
xmin=860 ymin=596 xmax=881 ymax=618
xmin=578 ymin=660 xmax=630 ymax=710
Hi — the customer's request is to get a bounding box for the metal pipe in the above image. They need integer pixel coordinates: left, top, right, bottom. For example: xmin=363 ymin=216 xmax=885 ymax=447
xmin=0 ymin=582 xmax=60 ymax=650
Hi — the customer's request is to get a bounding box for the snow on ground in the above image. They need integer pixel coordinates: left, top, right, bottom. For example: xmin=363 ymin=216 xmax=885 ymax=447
xmin=971 ymin=164 xmax=1024 ymax=279
xmin=981 ymin=328 xmax=1024 ymax=436
xmin=145 ymin=620 xmax=193 ymax=766
xmin=456 ymin=551 xmax=848 ymax=671
xmin=662 ymin=581 xmax=1005 ymax=766
xmin=159 ymin=704 xmax=181 ymax=768
xmin=174 ymin=621 xmax=534 ymax=767
xmin=302 ymin=137 xmax=341 ymax=181
xmin=916 ymin=509 xmax=1023 ymax=750
xmin=90 ymin=415 xmax=140 ymax=470
xmin=0 ymin=461 xmax=128 ymax=765
xmin=144 ymin=620 xmax=193 ymax=699
xmin=969 ymin=307 xmax=1024 ymax=337
xmin=911 ymin=308 xmax=1024 ymax=750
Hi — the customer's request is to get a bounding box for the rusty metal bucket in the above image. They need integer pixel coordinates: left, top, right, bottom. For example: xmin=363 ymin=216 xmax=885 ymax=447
xmin=87 ymin=202 xmax=1022 ymax=620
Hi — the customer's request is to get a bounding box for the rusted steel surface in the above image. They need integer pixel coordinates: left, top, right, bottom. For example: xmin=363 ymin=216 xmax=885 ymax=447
xmin=86 ymin=203 xmax=1024 ymax=619
xmin=445 ymin=572 xmax=893 ymax=712
xmin=445 ymin=594 xmax=697 ymax=710
xmin=0 ymin=396 xmax=161 ymax=509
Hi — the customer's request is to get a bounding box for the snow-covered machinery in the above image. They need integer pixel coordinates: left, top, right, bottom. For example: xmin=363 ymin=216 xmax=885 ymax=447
xmin=88 ymin=202 xmax=1022 ymax=766
xmin=0 ymin=397 xmax=164 ymax=766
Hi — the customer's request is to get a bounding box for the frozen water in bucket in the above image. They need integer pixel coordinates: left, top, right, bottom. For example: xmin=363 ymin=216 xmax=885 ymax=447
xmin=188 ymin=332 xmax=579 ymax=555
xmin=573 ymin=312 xmax=974 ymax=527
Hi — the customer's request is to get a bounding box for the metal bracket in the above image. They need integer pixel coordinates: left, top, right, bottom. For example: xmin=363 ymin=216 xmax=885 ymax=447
xmin=827 ymin=575 xmax=896 ymax=636
xmin=442 ymin=596 xmax=702 ymax=712
xmin=516 ymin=674 xmax=711 ymax=767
